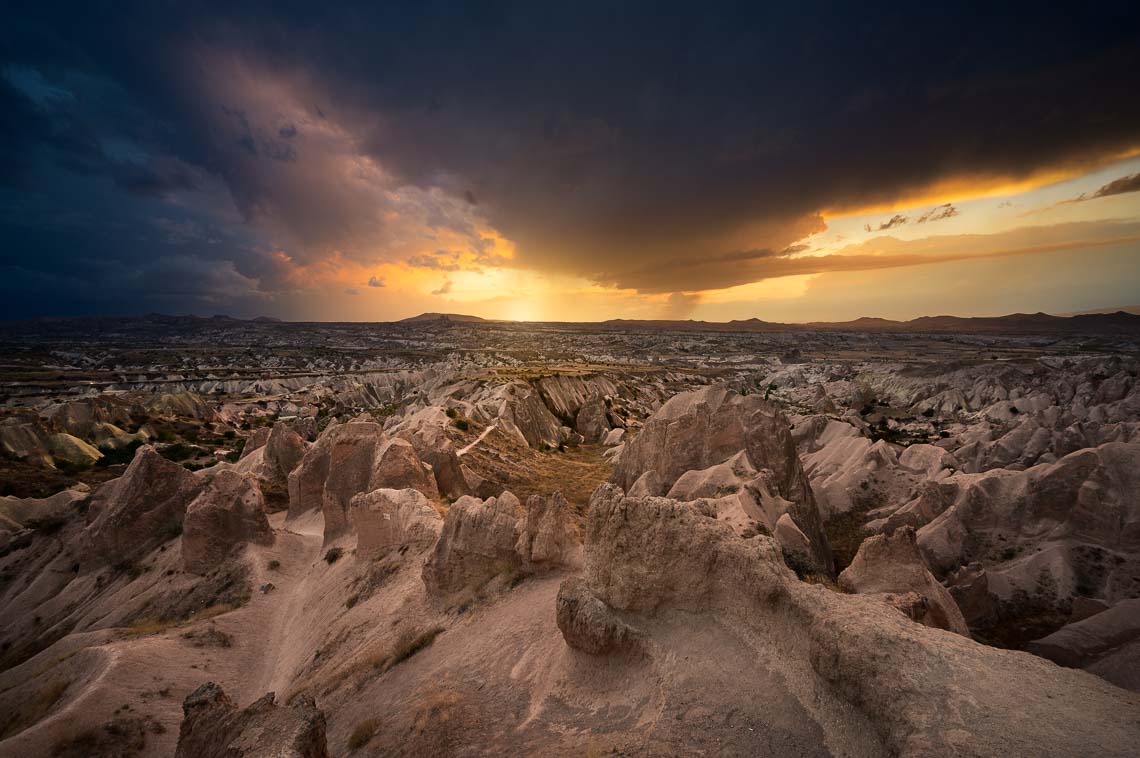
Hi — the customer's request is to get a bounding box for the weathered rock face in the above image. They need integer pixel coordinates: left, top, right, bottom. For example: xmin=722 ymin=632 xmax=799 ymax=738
xmin=497 ymin=382 xmax=564 ymax=449
xmin=175 ymin=682 xmax=329 ymax=758
xmin=422 ymin=491 xmax=523 ymax=595
xmin=83 ymin=445 xmax=203 ymax=562
xmin=560 ymin=484 xmax=1140 ymax=757
xmin=287 ymin=422 xmax=438 ymax=541
xmin=392 ymin=406 xmax=470 ymax=499
xmin=265 ymin=423 xmax=306 ymax=479
xmin=516 ymin=492 xmax=582 ymax=569
xmin=838 ymin=527 xmax=969 ymax=635
xmin=351 ymin=487 xmax=443 ymax=558
xmin=183 ymin=470 xmax=274 ymax=574
xmin=0 ymin=486 xmax=87 ymax=550
xmin=574 ymin=397 xmax=611 ymax=444
xmin=613 ymin=385 xmax=833 ymax=573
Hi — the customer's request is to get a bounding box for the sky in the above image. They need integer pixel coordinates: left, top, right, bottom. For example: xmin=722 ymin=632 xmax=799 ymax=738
xmin=2 ymin=2 xmax=1140 ymax=323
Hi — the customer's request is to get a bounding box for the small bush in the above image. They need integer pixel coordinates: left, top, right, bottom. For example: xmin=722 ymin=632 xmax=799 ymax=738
xmin=453 ymin=418 xmax=469 ymax=432
xmin=348 ymin=718 xmax=378 ymax=750
xmin=324 ymin=547 xmax=344 ymax=565
xmin=445 ymin=407 xmax=458 ymax=419
xmin=345 ymin=593 xmax=360 ymax=609
xmin=267 ymin=559 xmax=281 ymax=571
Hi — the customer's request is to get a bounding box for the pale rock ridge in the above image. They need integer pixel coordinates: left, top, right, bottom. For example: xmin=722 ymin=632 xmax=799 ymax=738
xmin=613 ymin=385 xmax=833 ymax=572
xmin=516 ymin=491 xmax=583 ymax=569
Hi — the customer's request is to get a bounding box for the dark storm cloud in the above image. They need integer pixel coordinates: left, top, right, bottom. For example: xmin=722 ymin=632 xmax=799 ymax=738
xmin=2 ymin=2 xmax=1140 ymax=316
xmin=1092 ymin=172 xmax=1140 ymax=199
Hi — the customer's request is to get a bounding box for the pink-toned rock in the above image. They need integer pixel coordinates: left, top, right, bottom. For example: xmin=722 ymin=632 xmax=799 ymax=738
xmin=351 ymin=487 xmax=443 ymax=558
xmin=175 ymin=682 xmax=329 ymax=758
xmin=83 ymin=445 xmax=203 ymax=562
xmin=516 ymin=492 xmax=582 ymax=569
xmin=839 ymin=527 xmax=969 ymax=636
xmin=422 ymin=491 xmax=523 ymax=595
xmin=183 ymin=470 xmax=274 ymax=574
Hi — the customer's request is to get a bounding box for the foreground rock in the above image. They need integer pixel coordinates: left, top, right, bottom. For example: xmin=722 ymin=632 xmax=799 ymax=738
xmin=83 ymin=445 xmax=203 ymax=562
xmin=175 ymin=682 xmax=329 ymax=758
xmin=182 ymin=470 xmax=274 ymax=574
xmin=613 ymin=385 xmax=833 ymax=573
xmin=422 ymin=491 xmax=523 ymax=596
xmin=560 ymin=484 xmax=1140 ymax=757
xmin=839 ymin=527 xmax=969 ymax=635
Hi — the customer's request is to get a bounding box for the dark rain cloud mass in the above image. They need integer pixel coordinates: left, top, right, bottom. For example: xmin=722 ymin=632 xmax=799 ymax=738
xmin=2 ymin=2 xmax=1140 ymax=316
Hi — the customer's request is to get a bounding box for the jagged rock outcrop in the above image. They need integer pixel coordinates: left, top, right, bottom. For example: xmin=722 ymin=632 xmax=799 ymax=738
xmin=496 ymin=382 xmax=564 ymax=449
xmin=286 ymin=421 xmax=438 ymax=540
xmin=0 ymin=486 xmax=87 ymax=550
xmin=175 ymin=682 xmax=329 ymax=758
xmin=839 ymin=527 xmax=969 ymax=635
xmin=83 ymin=445 xmax=203 ymax=562
xmin=516 ymin=492 xmax=582 ymax=569
xmin=351 ymin=487 xmax=443 ymax=558
xmin=560 ymin=483 xmax=1140 ymax=757
xmin=182 ymin=470 xmax=274 ymax=574
xmin=392 ymin=406 xmax=469 ymax=499
xmin=422 ymin=491 xmax=523 ymax=595
xmin=613 ymin=385 xmax=833 ymax=573
xmin=883 ymin=442 xmax=1140 ymax=628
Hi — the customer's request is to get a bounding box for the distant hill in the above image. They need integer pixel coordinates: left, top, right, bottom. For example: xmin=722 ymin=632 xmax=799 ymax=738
xmin=597 ymin=311 xmax=1140 ymax=336
xmin=399 ymin=312 xmax=487 ymax=324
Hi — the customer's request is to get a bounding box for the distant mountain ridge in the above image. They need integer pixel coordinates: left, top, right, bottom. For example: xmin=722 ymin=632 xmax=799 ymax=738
xmin=597 ymin=311 xmax=1140 ymax=335
xmin=7 ymin=310 xmax=1140 ymax=336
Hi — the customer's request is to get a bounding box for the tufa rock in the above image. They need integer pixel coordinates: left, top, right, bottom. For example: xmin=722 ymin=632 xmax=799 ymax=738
xmin=175 ymin=682 xmax=329 ymax=758
xmin=422 ymin=491 xmax=524 ymax=596
xmin=182 ymin=470 xmax=274 ymax=574
xmin=351 ymin=487 xmax=443 ymax=558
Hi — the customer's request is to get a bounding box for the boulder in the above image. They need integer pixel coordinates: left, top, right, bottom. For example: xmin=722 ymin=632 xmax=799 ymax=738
xmin=838 ymin=527 xmax=969 ymax=635
xmin=516 ymin=492 xmax=583 ymax=569
xmin=422 ymin=491 xmax=524 ymax=595
xmin=175 ymin=682 xmax=329 ymax=758
xmin=183 ymin=470 xmax=274 ymax=574
xmin=351 ymin=487 xmax=443 ymax=558
xmin=83 ymin=445 xmax=203 ymax=562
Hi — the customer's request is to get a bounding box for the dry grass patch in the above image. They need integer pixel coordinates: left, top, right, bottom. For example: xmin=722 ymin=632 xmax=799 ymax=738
xmin=413 ymin=686 xmax=462 ymax=735
xmin=367 ymin=626 xmax=445 ymax=674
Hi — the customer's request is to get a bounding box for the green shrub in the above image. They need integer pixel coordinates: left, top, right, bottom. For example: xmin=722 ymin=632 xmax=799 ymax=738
xmin=324 ymin=547 xmax=344 ymax=565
